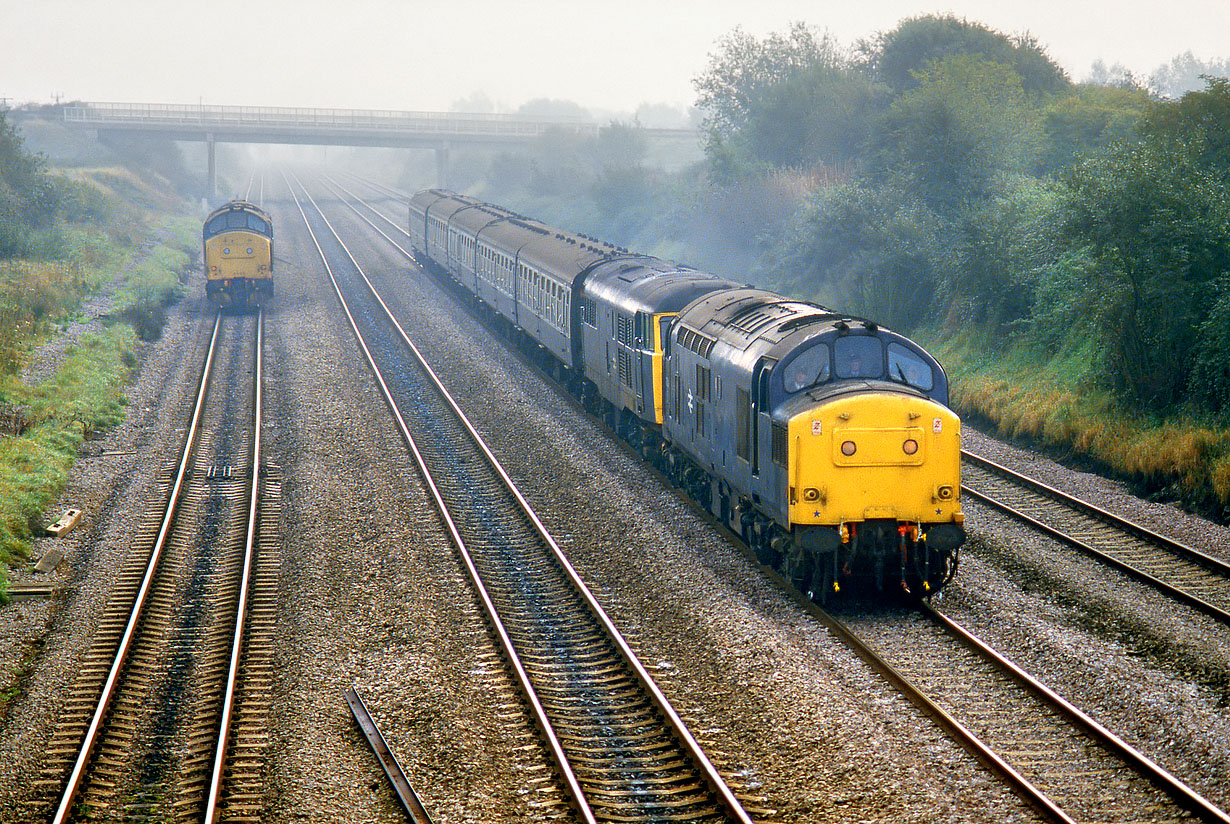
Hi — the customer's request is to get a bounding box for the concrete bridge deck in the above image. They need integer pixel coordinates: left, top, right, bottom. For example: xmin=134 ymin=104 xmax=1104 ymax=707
xmin=62 ymin=101 xmax=699 ymax=195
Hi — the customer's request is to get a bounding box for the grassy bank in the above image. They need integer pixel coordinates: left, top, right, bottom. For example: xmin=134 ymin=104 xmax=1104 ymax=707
xmin=0 ymin=206 xmax=196 ymax=601
xmin=924 ymin=333 xmax=1230 ymax=520
xmin=0 ymin=326 xmax=137 ymax=600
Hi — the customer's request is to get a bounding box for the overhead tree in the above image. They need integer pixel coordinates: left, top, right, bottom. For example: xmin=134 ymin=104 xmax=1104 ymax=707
xmin=866 ymin=15 xmax=1070 ymax=95
xmin=869 ymin=54 xmax=1043 ymax=211
xmin=693 ymin=23 xmax=884 ymax=177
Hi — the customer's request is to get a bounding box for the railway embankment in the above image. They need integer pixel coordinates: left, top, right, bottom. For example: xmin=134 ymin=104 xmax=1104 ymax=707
xmin=0 ymin=162 xmax=198 ymax=603
xmin=930 ymin=337 xmax=1230 ymax=522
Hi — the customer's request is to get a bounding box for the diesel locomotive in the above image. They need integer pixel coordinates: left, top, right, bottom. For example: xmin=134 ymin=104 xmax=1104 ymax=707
xmin=203 ymin=199 xmax=274 ymax=308
xmin=409 ymin=189 xmax=965 ymax=601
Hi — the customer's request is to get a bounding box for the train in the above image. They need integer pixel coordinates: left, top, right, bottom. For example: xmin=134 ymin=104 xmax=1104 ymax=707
xmin=203 ymin=199 xmax=274 ymax=308
xmin=409 ymin=189 xmax=965 ymax=601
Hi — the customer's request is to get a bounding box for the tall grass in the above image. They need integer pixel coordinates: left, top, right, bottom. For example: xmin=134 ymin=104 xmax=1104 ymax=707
xmin=0 ymin=327 xmax=136 ymax=601
xmin=925 ymin=332 xmax=1230 ymax=518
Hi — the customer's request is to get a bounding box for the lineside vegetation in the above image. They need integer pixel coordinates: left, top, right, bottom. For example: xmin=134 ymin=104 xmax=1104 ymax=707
xmin=0 ymin=109 xmax=195 ymax=599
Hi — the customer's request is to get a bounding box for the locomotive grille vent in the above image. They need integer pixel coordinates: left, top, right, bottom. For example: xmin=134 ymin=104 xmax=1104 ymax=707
xmin=729 ymin=302 xmax=795 ymax=335
xmin=771 ymin=424 xmax=789 ymax=467
xmin=580 ymin=298 xmax=597 ymax=328
xmin=618 ymin=350 xmax=633 ymax=388
xmin=616 ymin=315 xmax=634 ymax=347
xmin=677 ymin=327 xmax=716 ymax=358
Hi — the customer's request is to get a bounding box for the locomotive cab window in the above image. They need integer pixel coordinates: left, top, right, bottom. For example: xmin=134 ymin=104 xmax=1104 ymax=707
xmin=783 ymin=344 xmax=830 ymax=393
xmin=834 ymin=336 xmax=883 ymax=380
xmin=247 ymin=215 xmax=268 ymax=234
xmin=886 ymin=342 xmax=935 ymax=391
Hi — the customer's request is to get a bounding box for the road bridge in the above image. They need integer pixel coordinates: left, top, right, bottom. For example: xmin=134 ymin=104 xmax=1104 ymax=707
xmin=62 ymin=102 xmax=699 ymax=197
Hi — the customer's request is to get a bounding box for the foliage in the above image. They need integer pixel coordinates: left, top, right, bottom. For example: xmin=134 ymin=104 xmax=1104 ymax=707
xmin=694 ymin=23 xmax=885 ymax=178
xmin=1039 ymin=84 xmax=1152 ymax=173
xmin=1144 ymin=76 xmax=1230 ymax=174
xmin=869 ymin=54 xmax=1043 ymax=210
xmin=1060 ymin=137 xmax=1230 ymax=408
xmin=942 ymin=178 xmax=1065 ymax=338
xmin=115 ymin=241 xmax=190 ymax=341
xmin=774 ymin=183 xmax=944 ymax=330
xmin=0 ymin=327 xmax=136 ymax=597
xmin=0 ymin=111 xmax=61 ymax=258
xmin=864 ymin=14 xmax=1070 ymax=95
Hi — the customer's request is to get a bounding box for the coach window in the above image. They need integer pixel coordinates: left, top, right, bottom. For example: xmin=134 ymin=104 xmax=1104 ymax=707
xmin=887 ymin=342 xmax=934 ymax=391
xmin=783 ymin=344 xmax=829 ymax=393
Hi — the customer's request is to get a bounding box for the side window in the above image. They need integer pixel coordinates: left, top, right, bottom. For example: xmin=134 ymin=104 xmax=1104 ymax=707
xmin=784 ymin=344 xmax=830 ymax=393
xmin=887 ymin=342 xmax=935 ymax=391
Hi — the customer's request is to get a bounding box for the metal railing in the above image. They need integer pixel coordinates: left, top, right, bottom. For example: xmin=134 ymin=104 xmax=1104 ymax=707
xmin=63 ymin=101 xmax=602 ymax=139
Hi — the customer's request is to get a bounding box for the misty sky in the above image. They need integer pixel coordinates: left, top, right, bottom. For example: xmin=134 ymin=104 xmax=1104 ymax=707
xmin=3 ymin=0 xmax=1228 ymax=116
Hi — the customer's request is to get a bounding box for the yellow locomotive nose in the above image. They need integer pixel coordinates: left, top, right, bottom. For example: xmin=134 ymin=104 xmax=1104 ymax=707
xmin=788 ymin=393 xmax=962 ymax=527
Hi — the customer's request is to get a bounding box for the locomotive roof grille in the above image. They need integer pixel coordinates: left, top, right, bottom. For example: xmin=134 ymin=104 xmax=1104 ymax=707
xmin=677 ymin=326 xmax=716 ymax=358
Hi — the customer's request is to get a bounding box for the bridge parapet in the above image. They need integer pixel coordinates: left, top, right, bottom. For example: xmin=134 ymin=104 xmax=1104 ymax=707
xmin=64 ymin=102 xmax=602 ymax=140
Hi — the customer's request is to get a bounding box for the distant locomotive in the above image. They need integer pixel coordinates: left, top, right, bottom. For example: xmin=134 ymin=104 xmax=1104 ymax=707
xmin=203 ymin=200 xmax=274 ymax=308
xmin=410 ymin=189 xmax=965 ymax=601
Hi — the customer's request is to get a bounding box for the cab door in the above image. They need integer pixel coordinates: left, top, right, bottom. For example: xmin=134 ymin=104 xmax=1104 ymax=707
xmin=751 ymin=358 xmax=776 ymax=500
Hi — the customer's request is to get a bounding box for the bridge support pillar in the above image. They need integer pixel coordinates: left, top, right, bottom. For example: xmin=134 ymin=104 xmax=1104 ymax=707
xmin=435 ymin=142 xmax=450 ymax=189
xmin=206 ymin=132 xmax=216 ymax=202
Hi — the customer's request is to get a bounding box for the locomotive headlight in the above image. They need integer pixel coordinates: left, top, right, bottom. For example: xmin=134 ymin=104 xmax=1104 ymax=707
xmin=903 ymin=439 xmax=919 ymax=455
xmin=937 ymin=485 xmax=954 ymax=500
xmin=803 ymin=487 xmax=820 ymax=502
xmin=247 ymin=248 xmax=253 ymax=254
xmin=223 ymin=248 xmax=231 ymax=254
xmin=841 ymin=440 xmax=857 ymax=456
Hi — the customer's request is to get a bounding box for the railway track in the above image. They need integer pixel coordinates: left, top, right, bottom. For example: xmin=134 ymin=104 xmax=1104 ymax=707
xmin=961 ymin=450 xmax=1230 ymax=624
xmin=30 ymin=311 xmax=279 ymax=823
xmin=286 ymin=171 xmax=760 ymax=824
xmin=320 ymin=171 xmax=1230 ymax=822
xmin=829 ymin=601 xmax=1229 ymax=823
